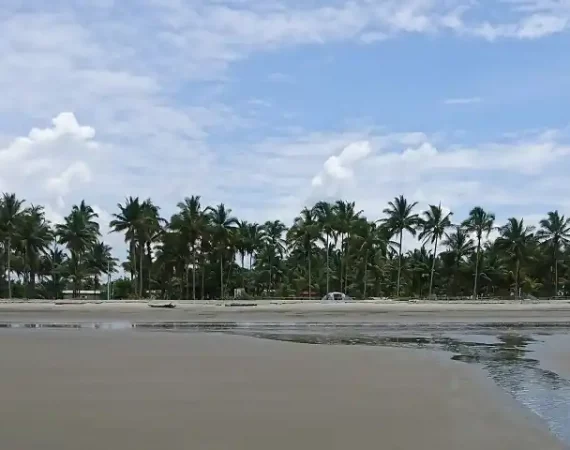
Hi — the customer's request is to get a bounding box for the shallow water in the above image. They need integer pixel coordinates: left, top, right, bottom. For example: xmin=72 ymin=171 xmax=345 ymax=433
xmin=2 ymin=320 xmax=570 ymax=446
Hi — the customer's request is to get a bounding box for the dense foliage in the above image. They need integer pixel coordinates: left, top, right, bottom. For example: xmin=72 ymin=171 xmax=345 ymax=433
xmin=1 ymin=192 xmax=570 ymax=300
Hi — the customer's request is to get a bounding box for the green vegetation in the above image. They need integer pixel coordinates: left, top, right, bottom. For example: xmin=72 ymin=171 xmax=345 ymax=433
xmin=1 ymin=192 xmax=570 ymax=300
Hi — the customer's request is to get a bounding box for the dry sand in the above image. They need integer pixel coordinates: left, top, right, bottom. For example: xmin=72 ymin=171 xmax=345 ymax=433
xmin=2 ymin=300 xmax=570 ymax=325
xmin=0 ymin=330 xmax=564 ymax=450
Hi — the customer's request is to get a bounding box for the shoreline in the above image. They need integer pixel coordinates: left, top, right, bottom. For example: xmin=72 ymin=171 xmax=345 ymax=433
xmin=2 ymin=300 xmax=570 ymax=324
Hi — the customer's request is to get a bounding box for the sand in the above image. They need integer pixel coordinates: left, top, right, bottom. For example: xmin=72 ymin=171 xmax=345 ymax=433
xmin=532 ymin=335 xmax=570 ymax=380
xmin=542 ymin=351 xmax=570 ymax=380
xmin=2 ymin=300 xmax=570 ymax=325
xmin=0 ymin=330 xmax=564 ymax=450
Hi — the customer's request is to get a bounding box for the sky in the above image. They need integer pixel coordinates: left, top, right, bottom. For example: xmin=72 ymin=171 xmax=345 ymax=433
xmin=1 ymin=0 xmax=570 ymax=256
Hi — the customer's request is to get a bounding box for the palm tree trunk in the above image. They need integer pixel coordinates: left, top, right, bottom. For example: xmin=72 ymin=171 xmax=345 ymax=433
xmin=554 ymin=247 xmax=558 ymax=297
xmin=30 ymin=270 xmax=36 ymax=299
xmin=6 ymin=239 xmax=11 ymax=299
xmin=77 ymin=253 xmax=82 ymax=298
xmin=344 ymin=237 xmax=350 ymax=295
xmin=130 ymin=242 xmax=137 ymax=296
xmin=339 ymin=233 xmax=344 ymax=292
xmin=201 ymin=256 xmax=205 ymax=300
xmin=325 ymin=233 xmax=330 ymax=293
xmin=185 ymin=264 xmax=189 ymax=299
xmin=473 ymin=237 xmax=481 ymax=300
xmin=139 ymin=243 xmax=144 ymax=298
xmin=241 ymin=253 xmax=245 ymax=290
xmin=146 ymin=242 xmax=152 ymax=296
xmin=308 ymin=247 xmax=312 ymax=299
xmin=220 ymin=255 xmax=224 ymax=299
xmin=192 ymin=245 xmax=197 ymax=301
xmin=94 ymin=275 xmax=99 ymax=299
xmin=363 ymin=249 xmax=369 ymax=299
xmin=23 ymin=246 xmax=29 ymax=299
xmin=555 ymin=258 xmax=559 ymax=297
xmin=269 ymin=253 xmax=272 ymax=297
xmin=179 ymin=263 xmax=184 ymax=299
xmin=515 ymin=259 xmax=520 ymax=300
xmin=396 ymin=231 xmax=403 ymax=297
xmin=429 ymin=237 xmax=438 ymax=298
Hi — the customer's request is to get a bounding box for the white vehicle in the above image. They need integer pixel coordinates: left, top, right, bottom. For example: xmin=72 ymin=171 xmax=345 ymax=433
xmin=322 ymin=291 xmax=350 ymax=301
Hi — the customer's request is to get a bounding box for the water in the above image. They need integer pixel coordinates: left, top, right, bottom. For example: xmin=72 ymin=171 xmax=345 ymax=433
xmin=2 ymin=320 xmax=570 ymax=446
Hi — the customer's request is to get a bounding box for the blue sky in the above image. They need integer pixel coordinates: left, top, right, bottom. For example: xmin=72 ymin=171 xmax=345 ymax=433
xmin=0 ymin=0 xmax=570 ymax=253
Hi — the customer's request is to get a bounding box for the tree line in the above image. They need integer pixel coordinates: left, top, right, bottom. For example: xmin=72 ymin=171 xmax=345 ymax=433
xmin=1 ymin=192 xmax=569 ymax=300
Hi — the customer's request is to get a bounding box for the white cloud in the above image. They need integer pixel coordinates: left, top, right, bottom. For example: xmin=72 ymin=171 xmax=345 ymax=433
xmin=2 ymin=111 xmax=570 ymax=258
xmin=0 ymin=113 xmax=125 ymax=253
xmin=216 ymin=126 xmax=570 ymax=227
xmin=1 ymin=0 xmax=570 ymax=260
xmin=312 ymin=141 xmax=372 ymax=188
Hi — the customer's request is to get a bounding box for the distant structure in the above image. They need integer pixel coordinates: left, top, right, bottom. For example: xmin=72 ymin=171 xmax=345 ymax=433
xmin=62 ymin=290 xmax=101 ymax=300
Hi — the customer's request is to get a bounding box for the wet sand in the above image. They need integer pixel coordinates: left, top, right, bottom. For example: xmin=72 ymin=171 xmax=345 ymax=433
xmin=544 ymin=352 xmax=570 ymax=379
xmin=0 ymin=331 xmax=564 ymax=450
xmin=534 ymin=335 xmax=570 ymax=380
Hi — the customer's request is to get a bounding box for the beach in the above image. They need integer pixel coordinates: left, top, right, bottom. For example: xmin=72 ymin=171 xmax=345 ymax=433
xmin=2 ymin=300 xmax=570 ymax=324
xmin=0 ymin=330 xmax=565 ymax=450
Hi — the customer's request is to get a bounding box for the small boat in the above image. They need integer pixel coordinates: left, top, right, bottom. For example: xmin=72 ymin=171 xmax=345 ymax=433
xmin=148 ymin=301 xmax=176 ymax=309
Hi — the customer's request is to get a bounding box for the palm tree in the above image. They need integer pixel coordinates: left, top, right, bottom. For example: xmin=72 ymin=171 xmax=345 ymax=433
xmin=236 ymin=220 xmax=250 ymax=290
xmin=381 ymin=195 xmax=420 ymax=297
xmin=537 ymin=210 xmax=570 ymax=296
xmin=16 ymin=205 xmax=53 ymax=298
xmin=419 ymin=204 xmax=453 ymax=298
xmin=334 ymin=201 xmax=363 ymax=294
xmin=56 ymin=201 xmax=100 ymax=297
xmin=109 ymin=197 xmax=143 ymax=295
xmin=462 ymin=206 xmax=495 ymax=299
xmin=442 ymin=227 xmax=475 ymax=295
xmin=495 ymin=218 xmax=536 ymax=299
xmin=0 ymin=193 xmax=26 ymax=298
xmin=41 ymin=244 xmax=67 ymax=299
xmin=246 ymin=223 xmax=264 ymax=270
xmin=262 ymin=220 xmax=287 ymax=295
xmin=110 ymin=197 xmax=162 ymax=298
xmin=137 ymin=199 xmax=163 ymax=297
xmin=88 ymin=241 xmax=117 ymax=297
xmin=206 ymin=204 xmax=238 ymax=299
xmin=171 ymin=196 xmax=204 ymax=299
xmin=314 ymin=201 xmax=335 ymax=293
xmin=287 ymin=207 xmax=320 ymax=298
xmin=407 ymin=246 xmax=432 ymax=297
xmin=353 ymin=220 xmax=387 ymax=298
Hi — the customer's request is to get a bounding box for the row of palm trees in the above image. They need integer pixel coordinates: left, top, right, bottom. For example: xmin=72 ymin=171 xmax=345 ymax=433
xmin=0 ymin=193 xmax=116 ymax=299
xmin=1 ymin=192 xmax=569 ymax=300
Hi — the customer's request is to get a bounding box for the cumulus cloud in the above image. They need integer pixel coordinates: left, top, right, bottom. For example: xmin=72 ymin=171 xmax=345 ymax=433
xmin=311 ymin=141 xmax=372 ymax=193
xmin=1 ymin=0 xmax=570 ymax=260
xmin=222 ymin=127 xmax=570 ymax=227
xmin=0 ymin=112 xmax=124 ymax=255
